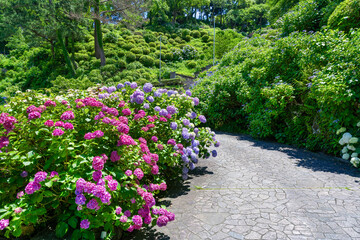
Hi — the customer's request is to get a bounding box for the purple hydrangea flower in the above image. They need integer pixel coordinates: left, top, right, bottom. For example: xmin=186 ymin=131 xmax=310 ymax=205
xmin=20 ymin=171 xmax=28 ymax=178
xmin=170 ymin=122 xmax=177 ymax=130
xmin=75 ymin=194 xmax=86 ymax=205
xmin=144 ymin=103 xmax=150 ymax=109
xmin=34 ymin=171 xmax=48 ymax=183
xmin=182 ymin=119 xmax=190 ymax=126
xmin=80 ymin=219 xmax=90 ymax=229
xmin=130 ymin=82 xmax=138 ymax=89
xmin=154 ymin=91 xmax=162 ymax=97
xmin=117 ymin=83 xmax=124 ymax=89
xmin=107 ymin=86 xmax=117 ymax=93
xmin=147 ymin=96 xmax=154 ymax=102
xmin=199 ymin=115 xmax=206 ymax=123
xmin=156 ymin=215 xmax=169 ymax=227
xmin=186 ymin=90 xmax=192 ymax=96
xmin=190 ymin=112 xmax=197 ymax=119
xmin=193 ymin=97 xmax=199 ymax=106
xmin=124 ymin=81 xmax=131 ymax=86
xmin=212 ymin=150 xmax=217 ymax=157
xmin=166 ymin=105 xmax=176 ymax=115
xmin=154 ymin=106 xmax=161 ymax=112
xmin=159 ymin=109 xmax=168 ymax=117
xmin=143 ymin=83 xmax=153 ymax=93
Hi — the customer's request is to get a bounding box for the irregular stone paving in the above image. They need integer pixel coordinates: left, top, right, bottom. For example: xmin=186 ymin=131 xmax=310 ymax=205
xmin=129 ymin=133 xmax=360 ymax=240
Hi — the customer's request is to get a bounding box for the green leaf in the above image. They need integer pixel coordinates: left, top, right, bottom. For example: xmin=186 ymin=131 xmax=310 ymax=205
xmin=45 ymin=181 xmax=53 ymax=188
xmin=28 ymin=215 xmax=38 ymax=224
xmin=71 ymin=229 xmax=81 ymax=240
xmin=13 ymin=227 xmax=22 ymax=237
xmin=23 ymin=161 xmax=32 ymax=166
xmin=55 ymin=222 xmax=69 ymax=238
xmin=52 ymin=200 xmax=60 ymax=209
xmin=68 ymin=216 xmax=78 ymax=229
xmin=33 ymin=208 xmax=46 ymax=215
xmin=43 ymin=190 xmax=53 ymax=197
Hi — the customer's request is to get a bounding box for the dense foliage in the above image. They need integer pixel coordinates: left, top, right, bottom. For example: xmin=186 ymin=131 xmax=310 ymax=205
xmin=192 ymin=28 xmax=360 ymax=154
xmin=0 ymin=83 xmax=219 ymax=238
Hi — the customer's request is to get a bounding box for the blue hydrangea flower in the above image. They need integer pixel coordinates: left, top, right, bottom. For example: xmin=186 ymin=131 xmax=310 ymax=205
xmin=166 ymin=105 xmax=177 ymax=115
xmin=154 ymin=106 xmax=161 ymax=112
xmin=144 ymin=103 xmax=150 ymax=109
xmin=117 ymin=83 xmax=124 ymax=89
xmin=190 ymin=112 xmax=197 ymax=119
xmin=199 ymin=115 xmax=206 ymax=123
xmin=183 ymin=119 xmax=190 ymax=126
xmin=147 ymin=96 xmax=154 ymax=103
xmin=159 ymin=109 xmax=168 ymax=116
xmin=212 ymin=150 xmax=217 ymax=157
xmin=130 ymin=82 xmax=138 ymax=89
xmin=185 ymin=90 xmax=192 ymax=96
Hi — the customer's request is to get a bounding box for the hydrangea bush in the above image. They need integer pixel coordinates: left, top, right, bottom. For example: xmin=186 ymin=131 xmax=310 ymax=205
xmin=0 ymin=82 xmax=219 ymax=239
xmin=337 ymin=125 xmax=360 ymax=167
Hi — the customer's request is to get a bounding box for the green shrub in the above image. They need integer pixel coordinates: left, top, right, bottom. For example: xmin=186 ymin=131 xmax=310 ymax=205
xmin=139 ymin=55 xmax=154 ymax=67
xmin=171 ymin=33 xmax=177 ymax=38
xmin=142 ymin=48 xmax=150 ymax=55
xmin=200 ymin=30 xmax=208 ymax=36
xmin=328 ymin=0 xmax=360 ymax=32
xmin=164 ymin=53 xmax=173 ymax=61
xmin=74 ymin=52 xmax=89 ymax=61
xmin=186 ymin=60 xmax=197 ymax=69
xmin=168 ymin=39 xmax=175 ymax=45
xmin=130 ymin=47 xmax=143 ymax=54
xmin=149 ymin=42 xmax=156 ymax=48
xmin=123 ymin=43 xmax=135 ymax=51
xmin=117 ymin=59 xmax=127 ymax=69
xmin=191 ymin=30 xmax=201 ymax=38
xmin=202 ymin=35 xmax=210 ymax=42
xmin=134 ymin=31 xmax=143 ymax=36
xmin=127 ymin=61 xmax=144 ymax=70
xmin=175 ymin=37 xmax=182 ymax=43
xmin=117 ymin=50 xmax=125 ymax=58
xmin=103 ymin=31 xmax=118 ymax=43
xmin=184 ymin=35 xmax=191 ymax=42
xmin=181 ymin=29 xmax=191 ymax=39
xmin=126 ymin=52 xmax=136 ymax=62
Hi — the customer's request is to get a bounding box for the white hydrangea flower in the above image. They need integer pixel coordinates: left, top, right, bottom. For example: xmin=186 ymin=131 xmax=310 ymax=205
xmin=339 ymin=138 xmax=345 ymax=145
xmin=342 ymin=132 xmax=352 ymax=144
xmin=342 ymin=153 xmax=350 ymax=160
xmin=347 ymin=145 xmax=356 ymax=151
xmin=349 ymin=137 xmax=358 ymax=144
xmin=351 ymin=152 xmax=358 ymax=158
xmin=357 ymin=122 xmax=360 ymax=127
xmin=342 ymin=147 xmax=348 ymax=154
xmin=351 ymin=157 xmax=360 ymax=167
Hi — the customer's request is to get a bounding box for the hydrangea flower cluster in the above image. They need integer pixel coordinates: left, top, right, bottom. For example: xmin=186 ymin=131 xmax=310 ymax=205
xmin=0 ymin=82 xmax=219 ymax=238
xmin=338 ymin=126 xmax=360 ymax=167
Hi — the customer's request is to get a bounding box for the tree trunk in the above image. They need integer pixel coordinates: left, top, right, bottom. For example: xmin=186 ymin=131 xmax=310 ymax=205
xmin=172 ymin=11 xmax=177 ymax=24
xmin=70 ymin=35 xmax=77 ymax=69
xmin=94 ymin=0 xmax=106 ymax=66
xmin=57 ymin=29 xmax=76 ymax=76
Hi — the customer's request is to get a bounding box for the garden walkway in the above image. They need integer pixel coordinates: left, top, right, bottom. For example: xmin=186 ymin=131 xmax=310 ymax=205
xmin=130 ymin=132 xmax=360 ymax=240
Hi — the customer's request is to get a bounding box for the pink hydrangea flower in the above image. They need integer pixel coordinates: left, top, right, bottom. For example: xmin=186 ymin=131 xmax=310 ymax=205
xmin=132 ymin=215 xmax=143 ymax=227
xmin=151 ymin=165 xmax=159 ymax=175
xmin=44 ymin=100 xmax=56 ymax=107
xmin=92 ymin=171 xmax=102 ymax=182
xmin=151 ymin=136 xmax=158 ymax=142
xmin=17 ymin=191 xmax=24 ymax=199
xmin=159 ymin=182 xmax=167 ymax=191
xmin=94 ymin=130 xmax=104 ymax=138
xmin=116 ymin=207 xmax=122 ymax=215
xmin=108 ymin=179 xmax=118 ymax=191
xmin=156 ymin=215 xmax=169 ymax=227
xmin=60 ymin=111 xmax=75 ymax=120
xmin=157 ymin=144 xmax=164 ymax=150
xmin=0 ymin=219 xmax=9 ymax=230
xmin=14 ymin=207 xmax=23 ymax=214
xmin=92 ymin=156 xmax=105 ymax=171
xmin=28 ymin=111 xmax=41 ymax=120
xmin=84 ymin=132 xmax=95 ymax=140
xmin=55 ymin=121 xmax=64 ymax=127
xmin=34 ymin=171 xmax=47 ymax=183
xmin=124 ymin=210 xmax=131 ymax=217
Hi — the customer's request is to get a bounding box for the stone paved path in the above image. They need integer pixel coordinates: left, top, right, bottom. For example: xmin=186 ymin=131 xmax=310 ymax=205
xmin=129 ymin=133 xmax=360 ymax=240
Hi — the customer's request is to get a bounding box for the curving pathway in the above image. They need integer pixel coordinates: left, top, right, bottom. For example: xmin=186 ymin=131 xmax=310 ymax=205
xmin=129 ymin=133 xmax=360 ymax=240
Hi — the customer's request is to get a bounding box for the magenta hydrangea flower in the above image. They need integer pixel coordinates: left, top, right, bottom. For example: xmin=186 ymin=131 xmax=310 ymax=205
xmin=17 ymin=191 xmax=24 ymax=199
xmin=159 ymin=182 xmax=167 ymax=191
xmin=117 ymin=123 xmax=130 ymax=134
xmin=110 ymin=151 xmax=121 ymax=162
xmin=34 ymin=171 xmax=47 ymax=183
xmin=104 ymin=175 xmax=113 ymax=181
xmin=52 ymin=128 xmax=64 ymax=136
xmin=92 ymin=170 xmax=102 ymax=182
xmin=55 ymin=121 xmax=64 ymax=127
xmin=151 ymin=136 xmax=158 ymax=142
xmin=60 ymin=111 xmax=75 ymax=120
xmin=125 ymin=170 xmax=132 ymax=176
xmin=0 ymin=219 xmax=9 ymax=230
xmin=44 ymin=120 xmax=54 ymax=127
xmin=14 ymin=207 xmax=23 ymax=214
xmin=117 ymin=134 xmax=137 ymax=146
xmin=143 ymin=192 xmax=155 ymax=207
xmin=132 ymin=215 xmax=143 ymax=227
xmin=156 ymin=215 xmax=169 ymax=227
xmin=157 ymin=144 xmax=164 ymax=150
xmin=80 ymin=219 xmax=90 ymax=229
xmin=167 ymin=139 xmax=176 ymax=146
xmin=28 ymin=111 xmax=41 ymax=120
xmin=84 ymin=132 xmax=95 ymax=140
xmin=92 ymin=156 xmax=105 ymax=171
xmin=122 ymin=108 xmax=131 ymax=116
xmin=108 ymin=179 xmax=118 ymax=191
xmin=124 ymin=210 xmax=131 ymax=217
xmin=115 ymin=207 xmax=122 ymax=215
xmin=94 ymin=130 xmax=104 ymax=138
xmin=134 ymin=168 xmax=144 ymax=180
xmin=87 ymin=199 xmax=100 ymax=211
xmin=64 ymin=122 xmax=74 ymax=130
xmin=25 ymin=181 xmax=41 ymax=195
xmin=120 ymin=215 xmax=128 ymax=223
xmin=151 ymin=165 xmax=159 ymax=175
xmin=44 ymin=100 xmax=56 ymax=107
xmin=50 ymin=171 xmax=58 ymax=178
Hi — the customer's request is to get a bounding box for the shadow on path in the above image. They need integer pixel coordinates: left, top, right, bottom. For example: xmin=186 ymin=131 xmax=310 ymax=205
xmin=124 ymin=166 xmax=213 ymax=240
xmin=216 ymin=132 xmax=360 ymax=179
